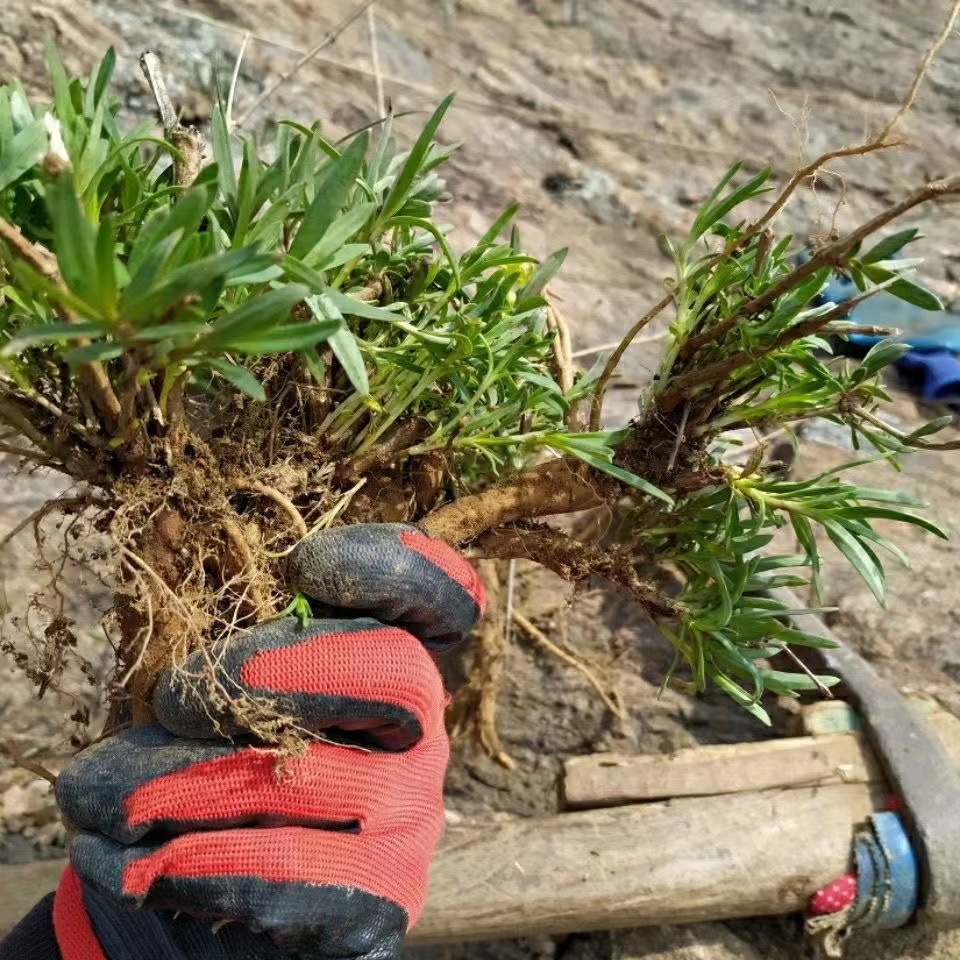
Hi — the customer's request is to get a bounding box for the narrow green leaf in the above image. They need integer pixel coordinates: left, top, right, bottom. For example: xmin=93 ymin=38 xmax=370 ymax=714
xmin=308 ymin=202 xmax=377 ymax=268
xmin=886 ymin=277 xmax=943 ymax=311
xmin=905 ymin=414 xmax=953 ymax=440
xmin=63 ymin=341 xmax=123 ymax=364
xmin=520 ymin=248 xmax=567 ymax=299
xmin=134 ymin=321 xmax=208 ymax=342
xmin=380 ymin=94 xmax=454 ymax=222
xmin=93 ymin=215 xmax=118 ymax=317
xmin=211 ymin=105 xmax=237 ymax=201
xmin=694 ymin=163 xmax=741 ymax=228
xmin=208 ymin=358 xmax=266 ymax=401
xmin=857 ymin=340 xmax=913 ymax=379
xmin=762 ymin=670 xmax=841 ymax=692
xmin=843 ymin=505 xmax=946 ymax=539
xmin=329 ymin=327 xmax=369 ymax=394
xmin=289 ymin=132 xmax=369 ymax=261
xmin=713 ymin=673 xmax=771 ymax=725
xmin=0 ymin=119 xmax=47 ymax=192
xmin=306 ymin=294 xmax=369 ymax=394
xmin=121 ymin=247 xmax=262 ymax=321
xmin=46 ymin=42 xmax=77 ymax=132
xmin=122 ymin=232 xmax=183 ymax=312
xmin=477 ymin=202 xmax=522 ymax=249
xmin=200 ymin=284 xmax=309 ymax=349
xmin=861 ymin=228 xmax=920 ymax=264
xmin=88 ymin=47 xmax=117 ymax=112
xmin=128 ymin=182 xmax=215 ymax=275
xmin=592 ymin=460 xmax=675 ymax=504
xmin=314 ymin=243 xmax=372 ymax=273
xmin=1 ymin=321 xmax=102 ymax=354
xmin=299 ymin=347 xmax=327 ymax=384
xmin=46 ymin=174 xmax=99 ymax=307
xmin=219 ymin=319 xmax=339 ymax=355
xmin=550 ymin=434 xmax=674 ymax=505
xmin=325 ymin=289 xmax=404 ymax=322
xmin=774 ymin=627 xmax=840 ymax=649
xmin=691 ymin=166 xmax=772 ymax=242
xmin=233 ymin=138 xmax=262 ymax=246
xmin=822 ymin=518 xmax=886 ymax=604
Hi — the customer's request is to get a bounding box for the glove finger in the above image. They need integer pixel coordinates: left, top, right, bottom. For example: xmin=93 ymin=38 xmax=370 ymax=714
xmin=78 ymin=879 xmax=292 ymax=960
xmin=57 ymin=725 xmax=232 ymax=844
xmin=153 ymin=616 xmax=445 ymax=748
xmin=71 ymin=828 xmax=411 ymax=960
xmin=58 ymin=722 xmax=448 ymax=845
xmin=288 ymin=523 xmax=485 ymax=649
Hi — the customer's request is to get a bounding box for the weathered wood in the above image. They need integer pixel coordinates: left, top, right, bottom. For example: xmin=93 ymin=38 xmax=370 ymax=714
xmin=778 ymin=590 xmax=960 ymax=928
xmin=0 ymin=859 xmax=63 ymax=933
xmin=2 ymin=784 xmax=880 ymax=943
xmin=410 ymin=783 xmax=881 ymax=944
xmin=562 ymin=733 xmax=883 ymax=809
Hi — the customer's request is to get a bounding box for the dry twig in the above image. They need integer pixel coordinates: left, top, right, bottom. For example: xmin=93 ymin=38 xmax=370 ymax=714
xmin=590 ymin=293 xmax=672 ymax=430
xmin=0 ymin=740 xmax=57 ymax=786
xmin=235 ymin=0 xmax=376 ymax=129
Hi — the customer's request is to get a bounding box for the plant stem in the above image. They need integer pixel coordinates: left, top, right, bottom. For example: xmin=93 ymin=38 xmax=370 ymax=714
xmin=589 ymin=293 xmax=671 ymax=431
xmin=422 ymin=458 xmax=611 ymax=544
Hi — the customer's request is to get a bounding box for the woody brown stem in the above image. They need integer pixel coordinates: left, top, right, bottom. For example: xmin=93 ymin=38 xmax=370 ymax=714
xmin=473 ymin=523 xmax=680 ymax=620
xmin=422 ymin=458 xmax=611 ymax=545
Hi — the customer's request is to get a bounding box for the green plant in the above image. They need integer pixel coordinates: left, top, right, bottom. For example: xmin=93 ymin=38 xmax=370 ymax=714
xmin=0 ymin=47 xmax=956 ymax=737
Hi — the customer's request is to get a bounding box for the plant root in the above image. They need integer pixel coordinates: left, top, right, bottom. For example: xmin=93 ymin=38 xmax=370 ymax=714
xmin=512 ymin=610 xmax=626 ymax=721
xmin=447 ymin=560 xmax=515 ymax=770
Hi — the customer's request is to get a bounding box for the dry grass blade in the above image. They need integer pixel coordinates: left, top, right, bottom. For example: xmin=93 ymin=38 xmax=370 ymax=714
xmin=235 ymin=0 xmax=376 ymax=129
xmin=367 ymin=4 xmax=386 ymax=118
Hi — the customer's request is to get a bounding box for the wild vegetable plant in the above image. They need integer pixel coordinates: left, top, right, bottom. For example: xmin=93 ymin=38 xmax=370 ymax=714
xmin=0 ymin=43 xmax=957 ymax=743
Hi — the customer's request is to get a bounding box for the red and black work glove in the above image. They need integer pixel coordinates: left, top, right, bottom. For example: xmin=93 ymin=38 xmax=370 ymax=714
xmin=50 ymin=523 xmax=485 ymax=960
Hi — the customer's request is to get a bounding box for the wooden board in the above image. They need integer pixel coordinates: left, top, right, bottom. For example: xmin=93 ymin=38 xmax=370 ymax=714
xmin=410 ymin=782 xmax=881 ymax=944
xmin=562 ymin=733 xmax=884 ymax=809
xmin=2 ymin=783 xmax=880 ymax=943
xmin=0 ymin=859 xmax=63 ymax=934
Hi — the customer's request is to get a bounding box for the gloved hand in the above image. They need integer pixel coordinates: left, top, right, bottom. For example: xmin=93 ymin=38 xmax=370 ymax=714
xmin=48 ymin=523 xmax=485 ymax=960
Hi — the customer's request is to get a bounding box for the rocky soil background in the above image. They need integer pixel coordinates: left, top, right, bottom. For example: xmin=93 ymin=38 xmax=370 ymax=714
xmin=2 ymin=0 xmax=960 ymax=957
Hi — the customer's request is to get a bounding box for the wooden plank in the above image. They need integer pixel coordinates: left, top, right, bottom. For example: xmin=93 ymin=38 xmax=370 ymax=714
xmin=0 ymin=859 xmax=63 ymax=934
xmin=411 ymin=783 xmax=880 ymax=944
xmin=562 ymin=733 xmax=883 ymax=809
xmin=3 ymin=785 xmax=879 ymax=944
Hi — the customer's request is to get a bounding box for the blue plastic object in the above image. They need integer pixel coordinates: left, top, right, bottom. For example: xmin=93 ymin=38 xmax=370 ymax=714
xmin=849 ymin=812 xmax=920 ymax=933
xmin=871 ymin=812 xmax=920 ymax=930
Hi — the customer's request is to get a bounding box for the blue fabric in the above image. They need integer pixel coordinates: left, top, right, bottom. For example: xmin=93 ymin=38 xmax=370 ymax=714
xmin=817 ymin=272 xmax=960 ymax=352
xmin=0 ymin=893 xmax=61 ymax=960
xmin=82 ymin=882 xmax=292 ymax=960
xmin=812 ymin=263 xmax=960 ymax=400
xmin=894 ymin=350 xmax=960 ymax=402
